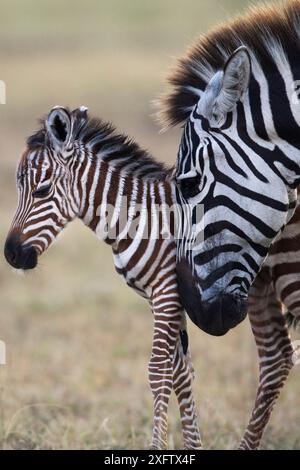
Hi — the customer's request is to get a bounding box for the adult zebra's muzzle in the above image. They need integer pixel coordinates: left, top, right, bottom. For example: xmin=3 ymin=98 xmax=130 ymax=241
xmin=176 ymin=259 xmax=248 ymax=336
xmin=4 ymin=234 xmax=38 ymax=270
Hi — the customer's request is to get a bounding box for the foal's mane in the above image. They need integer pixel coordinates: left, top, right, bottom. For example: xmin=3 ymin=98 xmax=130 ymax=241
xmin=27 ymin=112 xmax=173 ymax=181
xmin=158 ymin=0 xmax=300 ymax=128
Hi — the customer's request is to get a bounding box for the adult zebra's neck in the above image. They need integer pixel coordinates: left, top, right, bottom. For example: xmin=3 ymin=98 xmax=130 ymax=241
xmin=158 ymin=0 xmax=300 ymax=188
xmin=240 ymin=50 xmax=300 ymax=187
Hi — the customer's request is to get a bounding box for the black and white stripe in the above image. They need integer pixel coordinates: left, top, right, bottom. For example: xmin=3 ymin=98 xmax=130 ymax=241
xmin=158 ymin=0 xmax=300 ymax=337
xmin=239 ymin=191 xmax=300 ymax=450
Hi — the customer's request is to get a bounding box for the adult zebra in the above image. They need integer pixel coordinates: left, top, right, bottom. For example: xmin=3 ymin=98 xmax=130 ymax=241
xmin=4 ymin=106 xmax=201 ymax=450
xmin=158 ymin=0 xmax=300 ymax=337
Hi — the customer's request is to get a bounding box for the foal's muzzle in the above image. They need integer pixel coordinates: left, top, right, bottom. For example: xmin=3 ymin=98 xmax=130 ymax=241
xmin=4 ymin=234 xmax=37 ymax=270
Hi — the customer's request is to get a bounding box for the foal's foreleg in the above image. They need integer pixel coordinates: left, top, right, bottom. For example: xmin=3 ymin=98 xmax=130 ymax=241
xmin=148 ymin=301 xmax=181 ymax=450
xmin=172 ymin=323 xmax=202 ymax=449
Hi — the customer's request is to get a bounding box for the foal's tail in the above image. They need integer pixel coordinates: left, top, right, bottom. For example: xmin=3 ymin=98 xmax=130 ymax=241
xmin=285 ymin=311 xmax=300 ymax=331
xmin=179 ymin=329 xmax=189 ymax=355
xmin=179 ymin=311 xmax=189 ymax=354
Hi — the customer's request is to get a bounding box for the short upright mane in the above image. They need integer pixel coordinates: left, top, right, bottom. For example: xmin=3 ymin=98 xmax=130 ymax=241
xmin=158 ymin=0 xmax=300 ymax=128
xmin=27 ymin=113 xmax=172 ymax=181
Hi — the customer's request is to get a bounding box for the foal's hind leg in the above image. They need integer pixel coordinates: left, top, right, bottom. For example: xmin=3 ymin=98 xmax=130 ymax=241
xmin=172 ymin=318 xmax=202 ymax=449
xmin=239 ymin=272 xmax=294 ymax=450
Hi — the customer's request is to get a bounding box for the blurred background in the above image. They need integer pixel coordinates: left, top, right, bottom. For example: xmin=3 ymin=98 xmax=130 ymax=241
xmin=0 ymin=0 xmax=299 ymax=450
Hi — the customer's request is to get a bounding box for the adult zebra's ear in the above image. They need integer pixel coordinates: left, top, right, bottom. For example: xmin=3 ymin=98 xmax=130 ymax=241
xmin=198 ymin=46 xmax=251 ymax=127
xmin=45 ymin=106 xmax=73 ymax=151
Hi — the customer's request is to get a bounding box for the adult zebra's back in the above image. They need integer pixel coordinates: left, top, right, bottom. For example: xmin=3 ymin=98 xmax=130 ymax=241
xmin=158 ymin=0 xmax=300 ymax=336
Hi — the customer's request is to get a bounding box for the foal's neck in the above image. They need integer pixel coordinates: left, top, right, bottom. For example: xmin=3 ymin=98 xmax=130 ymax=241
xmin=78 ymin=157 xmax=175 ymax=251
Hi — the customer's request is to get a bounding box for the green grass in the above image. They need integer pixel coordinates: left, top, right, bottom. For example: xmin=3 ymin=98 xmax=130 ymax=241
xmin=0 ymin=0 xmax=299 ymax=450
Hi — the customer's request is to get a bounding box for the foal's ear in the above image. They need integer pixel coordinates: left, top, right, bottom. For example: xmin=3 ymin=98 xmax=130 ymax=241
xmin=71 ymin=106 xmax=89 ymax=135
xmin=198 ymin=47 xmax=251 ymax=127
xmin=46 ymin=106 xmax=73 ymax=150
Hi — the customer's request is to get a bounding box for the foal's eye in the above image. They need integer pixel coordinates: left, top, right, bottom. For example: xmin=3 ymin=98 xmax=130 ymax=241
xmin=32 ymin=184 xmax=51 ymax=198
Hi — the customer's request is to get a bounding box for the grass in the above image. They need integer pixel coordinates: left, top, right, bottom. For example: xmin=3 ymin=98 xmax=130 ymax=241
xmin=0 ymin=0 xmax=299 ymax=450
xmin=1 ymin=228 xmax=300 ymax=449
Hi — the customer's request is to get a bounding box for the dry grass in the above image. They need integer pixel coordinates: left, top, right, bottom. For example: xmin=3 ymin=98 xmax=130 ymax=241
xmin=0 ymin=0 xmax=299 ymax=450
xmin=1 ymin=223 xmax=299 ymax=450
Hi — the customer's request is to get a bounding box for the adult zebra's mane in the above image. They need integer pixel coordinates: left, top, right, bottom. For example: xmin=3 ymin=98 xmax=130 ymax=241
xmin=27 ymin=113 xmax=173 ymax=181
xmin=158 ymin=0 xmax=300 ymax=128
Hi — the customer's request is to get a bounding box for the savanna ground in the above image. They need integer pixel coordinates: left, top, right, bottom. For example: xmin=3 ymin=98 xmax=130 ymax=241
xmin=0 ymin=0 xmax=299 ymax=450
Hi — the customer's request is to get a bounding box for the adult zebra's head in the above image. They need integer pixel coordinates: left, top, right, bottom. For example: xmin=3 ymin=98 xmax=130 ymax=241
xmin=4 ymin=106 xmax=88 ymax=270
xmin=163 ymin=45 xmax=297 ymax=336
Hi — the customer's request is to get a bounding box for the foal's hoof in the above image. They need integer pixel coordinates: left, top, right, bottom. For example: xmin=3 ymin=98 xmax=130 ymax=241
xmin=149 ymin=442 xmax=168 ymax=450
xmin=238 ymin=440 xmax=254 ymax=450
xmin=184 ymin=442 xmax=203 ymax=450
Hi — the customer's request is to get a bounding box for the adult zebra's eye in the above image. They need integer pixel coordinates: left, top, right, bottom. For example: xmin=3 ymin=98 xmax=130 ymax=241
xmin=33 ymin=184 xmax=51 ymax=198
xmin=178 ymin=175 xmax=201 ymax=199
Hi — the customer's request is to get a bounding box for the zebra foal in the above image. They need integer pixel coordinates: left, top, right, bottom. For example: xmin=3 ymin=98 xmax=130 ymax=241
xmin=4 ymin=105 xmax=201 ymax=450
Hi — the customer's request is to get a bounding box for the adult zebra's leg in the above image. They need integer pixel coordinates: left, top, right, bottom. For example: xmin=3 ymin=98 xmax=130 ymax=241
xmin=172 ymin=320 xmax=202 ymax=449
xmin=239 ymin=272 xmax=294 ymax=450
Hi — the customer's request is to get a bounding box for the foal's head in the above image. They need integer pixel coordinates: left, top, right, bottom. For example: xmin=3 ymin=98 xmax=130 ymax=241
xmin=5 ymin=106 xmax=88 ymax=269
